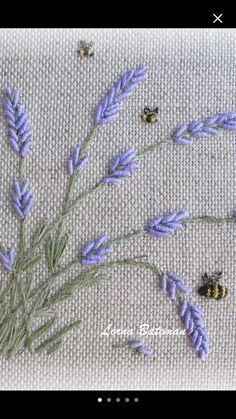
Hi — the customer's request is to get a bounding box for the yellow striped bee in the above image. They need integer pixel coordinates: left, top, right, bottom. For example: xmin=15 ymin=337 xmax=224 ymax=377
xmin=142 ymin=107 xmax=158 ymax=124
xmin=78 ymin=41 xmax=94 ymax=58
xmin=198 ymin=272 xmax=228 ymax=300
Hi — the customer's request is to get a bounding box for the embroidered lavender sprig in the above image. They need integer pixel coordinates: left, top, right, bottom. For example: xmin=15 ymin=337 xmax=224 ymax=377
xmin=12 ymin=180 xmax=35 ymax=219
xmin=161 ymin=272 xmax=190 ymax=300
xmin=146 ymin=210 xmax=189 ymax=238
xmin=173 ymin=112 xmax=236 ymax=145
xmin=103 ymin=148 xmax=140 ymax=185
xmin=2 ymin=86 xmax=31 ymax=156
xmin=81 ymin=235 xmax=112 ymax=265
xmin=68 ymin=145 xmax=89 ymax=176
xmin=0 ymin=248 xmax=15 ymax=272
xmin=95 ymin=65 xmax=148 ymax=125
xmin=179 ymin=300 xmax=210 ymax=360
xmin=113 ymin=341 xmax=154 ymax=356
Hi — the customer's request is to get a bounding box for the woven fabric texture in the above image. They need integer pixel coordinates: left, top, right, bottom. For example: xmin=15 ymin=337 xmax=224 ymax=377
xmin=0 ymin=28 xmax=235 ymax=390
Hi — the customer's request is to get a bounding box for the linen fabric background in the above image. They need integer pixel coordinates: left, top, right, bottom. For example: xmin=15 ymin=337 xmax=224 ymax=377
xmin=0 ymin=28 xmax=235 ymax=390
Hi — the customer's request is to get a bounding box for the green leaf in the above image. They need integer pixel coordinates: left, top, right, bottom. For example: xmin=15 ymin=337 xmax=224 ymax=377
xmin=28 ymin=316 xmax=57 ymax=348
xmin=46 ymin=340 xmax=63 ymax=355
xmin=46 ymin=234 xmax=69 ymax=273
xmin=33 ymin=283 xmax=52 ymax=313
xmin=19 ymin=255 xmax=42 ymax=272
xmin=32 ymin=220 xmax=48 ymax=247
xmin=35 ymin=320 xmax=81 ymax=353
xmin=6 ymin=329 xmax=26 ymax=359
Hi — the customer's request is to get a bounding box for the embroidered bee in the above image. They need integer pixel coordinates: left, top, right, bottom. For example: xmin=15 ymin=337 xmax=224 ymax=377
xmin=198 ymin=271 xmax=228 ymax=300
xmin=142 ymin=107 xmax=158 ymax=123
xmin=78 ymin=41 xmax=94 ymax=58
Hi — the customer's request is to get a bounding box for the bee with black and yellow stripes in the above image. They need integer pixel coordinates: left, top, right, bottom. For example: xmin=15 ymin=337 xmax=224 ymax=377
xmin=78 ymin=41 xmax=94 ymax=58
xmin=198 ymin=271 xmax=228 ymax=300
xmin=142 ymin=107 xmax=158 ymax=124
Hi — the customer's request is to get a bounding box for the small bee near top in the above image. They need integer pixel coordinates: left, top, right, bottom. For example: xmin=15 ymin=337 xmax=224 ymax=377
xmin=78 ymin=40 xmax=94 ymax=58
xmin=142 ymin=107 xmax=158 ymax=124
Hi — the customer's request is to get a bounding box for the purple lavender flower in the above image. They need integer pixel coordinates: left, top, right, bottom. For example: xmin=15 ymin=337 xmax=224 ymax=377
xmin=161 ymin=273 xmax=190 ymax=300
xmin=103 ymin=148 xmax=140 ymax=185
xmin=0 ymin=248 xmax=15 ymax=272
xmin=146 ymin=210 xmax=189 ymax=238
xmin=68 ymin=145 xmax=89 ymax=176
xmin=12 ymin=179 xmax=35 ymax=219
xmin=137 ymin=347 xmax=154 ymax=356
xmin=173 ymin=112 xmax=236 ymax=145
xmin=128 ymin=341 xmax=144 ymax=349
xmin=95 ymin=65 xmax=148 ymax=125
xmin=179 ymin=300 xmax=210 ymax=360
xmin=2 ymin=86 xmax=31 ymax=156
xmin=81 ymin=235 xmax=112 ymax=266
xmin=127 ymin=341 xmax=153 ymax=356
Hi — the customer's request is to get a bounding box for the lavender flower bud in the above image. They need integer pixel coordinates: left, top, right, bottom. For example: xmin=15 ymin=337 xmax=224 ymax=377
xmin=68 ymin=145 xmax=89 ymax=176
xmin=128 ymin=341 xmax=144 ymax=349
xmin=95 ymin=65 xmax=148 ymax=125
xmin=103 ymin=148 xmax=140 ymax=185
xmin=12 ymin=179 xmax=35 ymax=219
xmin=179 ymin=300 xmax=210 ymax=360
xmin=146 ymin=210 xmax=189 ymax=238
xmin=3 ymin=87 xmax=31 ymax=156
xmin=81 ymin=235 xmax=112 ymax=265
xmin=161 ymin=272 xmax=190 ymax=300
xmin=0 ymin=248 xmax=15 ymax=272
xmin=173 ymin=112 xmax=236 ymax=144
xmin=137 ymin=347 xmax=154 ymax=356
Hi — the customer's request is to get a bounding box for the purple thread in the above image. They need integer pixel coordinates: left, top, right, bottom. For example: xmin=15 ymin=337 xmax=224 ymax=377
xmin=137 ymin=347 xmax=154 ymax=356
xmin=179 ymin=300 xmax=210 ymax=360
xmin=128 ymin=341 xmax=144 ymax=349
xmin=103 ymin=148 xmax=140 ymax=185
xmin=146 ymin=210 xmax=189 ymax=238
xmin=95 ymin=65 xmax=148 ymax=125
xmin=161 ymin=272 xmax=190 ymax=300
xmin=68 ymin=145 xmax=89 ymax=176
xmin=81 ymin=235 xmax=112 ymax=265
xmin=0 ymin=248 xmax=15 ymax=272
xmin=2 ymin=87 xmax=31 ymax=156
xmin=173 ymin=112 xmax=236 ymax=144
xmin=12 ymin=179 xmax=35 ymax=219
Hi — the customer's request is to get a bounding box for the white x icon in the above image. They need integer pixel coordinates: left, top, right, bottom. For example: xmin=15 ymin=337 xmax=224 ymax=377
xmin=213 ymin=13 xmax=223 ymax=23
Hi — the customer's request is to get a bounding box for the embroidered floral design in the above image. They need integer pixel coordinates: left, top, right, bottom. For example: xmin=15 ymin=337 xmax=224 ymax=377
xmin=81 ymin=235 xmax=112 ymax=266
xmin=0 ymin=64 xmax=234 ymax=360
xmin=103 ymin=148 xmax=140 ymax=185
xmin=95 ymin=65 xmax=148 ymax=125
xmin=146 ymin=211 xmax=189 ymax=237
xmin=161 ymin=273 xmax=190 ymax=300
xmin=0 ymin=248 xmax=15 ymax=272
xmin=12 ymin=180 xmax=35 ymax=219
xmin=113 ymin=340 xmax=154 ymax=356
xmin=3 ymin=87 xmax=31 ymax=156
xmin=68 ymin=145 xmax=89 ymax=176
xmin=173 ymin=112 xmax=236 ymax=145
xmin=179 ymin=300 xmax=210 ymax=360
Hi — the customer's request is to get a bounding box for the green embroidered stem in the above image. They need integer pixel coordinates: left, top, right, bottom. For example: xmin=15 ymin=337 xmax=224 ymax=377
xmin=37 ymin=259 xmax=162 ymax=313
xmin=22 ymin=182 xmax=105 ymax=262
xmin=55 ymin=174 xmax=78 ymax=241
xmin=137 ymin=140 xmax=171 ymax=158
xmin=184 ymin=216 xmax=235 ymax=225
xmin=81 ymin=125 xmax=98 ymax=156
xmin=35 ymin=320 xmax=81 ymax=353
xmin=19 ymin=220 xmax=25 ymax=256
xmin=54 ymin=125 xmax=98 ymax=242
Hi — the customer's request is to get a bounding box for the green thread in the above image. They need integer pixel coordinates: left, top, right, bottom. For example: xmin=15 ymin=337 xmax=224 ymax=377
xmin=184 ymin=215 xmax=235 ymax=225
xmin=35 ymin=320 xmax=81 ymax=353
